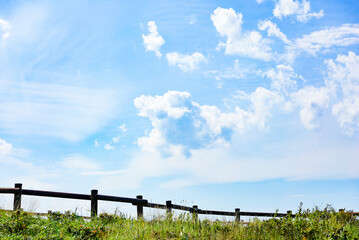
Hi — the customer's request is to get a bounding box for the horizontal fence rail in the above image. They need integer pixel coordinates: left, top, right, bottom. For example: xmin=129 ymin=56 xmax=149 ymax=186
xmin=1 ymin=183 xmax=357 ymax=221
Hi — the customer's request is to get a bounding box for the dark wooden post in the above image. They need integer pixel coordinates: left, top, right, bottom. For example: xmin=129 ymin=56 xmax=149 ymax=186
xmin=193 ymin=205 xmax=198 ymax=221
xmin=235 ymin=208 xmax=241 ymax=223
xmin=166 ymin=200 xmax=172 ymax=217
xmin=137 ymin=195 xmax=143 ymax=219
xmin=91 ymin=189 xmax=98 ymax=217
xmin=13 ymin=183 xmax=22 ymax=211
xmin=287 ymin=210 xmax=292 ymax=217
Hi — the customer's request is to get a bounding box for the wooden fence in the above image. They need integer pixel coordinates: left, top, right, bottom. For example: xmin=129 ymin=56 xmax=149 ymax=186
xmin=1 ymin=183 xmax=353 ymax=221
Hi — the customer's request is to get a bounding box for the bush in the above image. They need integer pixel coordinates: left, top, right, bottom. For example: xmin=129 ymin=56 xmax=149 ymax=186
xmin=0 ymin=206 xmax=358 ymax=239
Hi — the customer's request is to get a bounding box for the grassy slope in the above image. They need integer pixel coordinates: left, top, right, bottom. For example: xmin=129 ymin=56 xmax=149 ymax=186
xmin=0 ymin=207 xmax=358 ymax=239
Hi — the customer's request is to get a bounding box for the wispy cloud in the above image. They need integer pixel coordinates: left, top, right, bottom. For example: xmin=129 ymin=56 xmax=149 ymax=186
xmin=185 ymin=15 xmax=197 ymax=25
xmin=0 ymin=82 xmax=118 ymax=141
xmin=258 ymin=20 xmax=291 ymax=44
xmin=0 ymin=138 xmax=57 ymax=189
xmin=104 ymin=143 xmax=115 ymax=150
xmin=206 ymin=60 xmax=252 ymax=88
xmin=0 ymin=18 xmax=11 ymax=39
xmin=285 ymin=24 xmax=359 ymax=61
xmin=60 ymin=155 xmax=100 ymax=171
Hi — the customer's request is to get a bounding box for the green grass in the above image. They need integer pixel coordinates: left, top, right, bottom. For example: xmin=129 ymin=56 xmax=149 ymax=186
xmin=0 ymin=205 xmax=358 ymax=239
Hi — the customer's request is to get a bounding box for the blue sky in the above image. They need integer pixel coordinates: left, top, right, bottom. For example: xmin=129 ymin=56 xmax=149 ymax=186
xmin=0 ymin=0 xmax=359 ymax=216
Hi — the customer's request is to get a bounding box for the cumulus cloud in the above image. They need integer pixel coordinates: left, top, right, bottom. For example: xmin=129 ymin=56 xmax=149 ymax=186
xmin=134 ymin=89 xmax=282 ymax=157
xmin=264 ymin=64 xmax=301 ymax=94
xmin=142 ymin=21 xmax=165 ymax=58
xmin=287 ymin=51 xmax=359 ymax=133
xmin=285 ymin=24 xmax=359 ymax=62
xmin=291 ymin=86 xmax=331 ymax=129
xmin=258 ymin=20 xmax=291 ymax=44
xmin=166 ymin=52 xmax=206 ymax=72
xmin=0 ymin=18 xmax=11 ymax=39
xmin=111 ymin=51 xmax=359 ymax=189
xmin=326 ymin=51 xmax=359 ymax=136
xmin=273 ymin=0 xmax=324 ymax=23
xmin=211 ymin=7 xmax=272 ymax=61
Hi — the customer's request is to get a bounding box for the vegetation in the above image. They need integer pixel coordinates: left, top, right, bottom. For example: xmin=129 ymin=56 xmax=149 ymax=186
xmin=0 ymin=205 xmax=358 ymax=239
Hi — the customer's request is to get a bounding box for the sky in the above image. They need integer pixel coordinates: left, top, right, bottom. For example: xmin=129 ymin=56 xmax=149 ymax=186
xmin=0 ymin=0 xmax=359 ymax=217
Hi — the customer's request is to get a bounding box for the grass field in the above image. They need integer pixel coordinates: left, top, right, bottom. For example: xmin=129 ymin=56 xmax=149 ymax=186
xmin=0 ymin=205 xmax=358 ymax=239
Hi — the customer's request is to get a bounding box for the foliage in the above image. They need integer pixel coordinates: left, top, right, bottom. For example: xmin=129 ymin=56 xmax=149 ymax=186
xmin=0 ymin=205 xmax=358 ymax=239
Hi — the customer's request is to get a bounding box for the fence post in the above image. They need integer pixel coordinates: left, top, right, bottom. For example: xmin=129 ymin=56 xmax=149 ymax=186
xmin=287 ymin=210 xmax=292 ymax=217
xmin=192 ymin=205 xmax=198 ymax=221
xmin=166 ymin=200 xmax=172 ymax=218
xmin=91 ymin=189 xmax=98 ymax=217
xmin=235 ymin=208 xmax=241 ymax=223
xmin=13 ymin=183 xmax=22 ymax=211
xmin=137 ymin=195 xmax=143 ymax=219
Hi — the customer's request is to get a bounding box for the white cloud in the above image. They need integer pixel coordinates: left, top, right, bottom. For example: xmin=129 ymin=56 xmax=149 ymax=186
xmin=0 ymin=18 xmax=11 ymax=39
xmin=326 ymin=51 xmax=359 ymax=136
xmin=166 ymin=52 xmax=206 ymax=72
xmin=211 ymin=7 xmax=272 ymax=61
xmin=142 ymin=21 xmax=165 ymax=58
xmin=0 ymin=82 xmax=117 ymax=141
xmin=0 ymin=138 xmax=39 ymax=171
xmin=185 ymin=15 xmax=197 ymax=25
xmin=256 ymin=0 xmax=266 ymax=3
xmin=119 ymin=123 xmax=127 ymax=133
xmin=134 ymin=89 xmax=282 ymax=157
xmin=290 ymin=86 xmax=331 ymax=129
xmin=106 ymin=126 xmax=359 ymax=190
xmin=285 ymin=24 xmax=359 ymax=62
xmin=60 ymin=155 xmax=100 ymax=171
xmin=94 ymin=139 xmax=99 ymax=147
xmin=104 ymin=143 xmax=115 ymax=150
xmin=258 ymin=20 xmax=291 ymax=44
xmin=287 ymin=52 xmax=359 ymax=133
xmin=0 ymin=138 xmax=57 ymax=190
xmin=0 ymin=138 xmax=13 ymax=156
xmin=109 ymin=123 xmax=127 ymax=144
xmin=199 ymin=87 xmax=284 ymax=135
xmin=112 ymin=136 xmax=120 ymax=143
xmin=206 ymin=59 xmax=249 ymax=81
xmin=264 ymin=64 xmax=300 ymax=94
xmin=273 ymin=0 xmax=324 ymax=23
